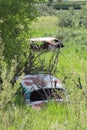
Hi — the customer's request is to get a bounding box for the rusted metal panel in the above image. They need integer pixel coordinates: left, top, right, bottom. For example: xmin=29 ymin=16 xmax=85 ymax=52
xmin=20 ymin=74 xmax=67 ymax=106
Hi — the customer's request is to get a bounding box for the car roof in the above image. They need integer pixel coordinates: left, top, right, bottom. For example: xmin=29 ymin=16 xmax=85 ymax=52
xmin=20 ymin=74 xmax=65 ymax=92
xmin=29 ymin=37 xmax=58 ymax=42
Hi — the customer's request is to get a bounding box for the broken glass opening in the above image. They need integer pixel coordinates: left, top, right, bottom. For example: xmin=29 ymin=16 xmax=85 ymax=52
xmin=30 ymin=88 xmax=64 ymax=102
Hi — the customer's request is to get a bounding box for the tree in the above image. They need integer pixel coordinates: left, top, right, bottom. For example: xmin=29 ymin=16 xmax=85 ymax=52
xmin=0 ymin=0 xmax=43 ymax=65
xmin=0 ymin=0 xmax=46 ymax=108
xmin=47 ymin=0 xmax=62 ymax=6
xmin=58 ymin=7 xmax=75 ymax=28
xmin=78 ymin=4 xmax=87 ymax=27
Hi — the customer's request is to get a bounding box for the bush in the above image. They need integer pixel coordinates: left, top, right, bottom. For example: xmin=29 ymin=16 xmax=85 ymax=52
xmin=78 ymin=4 xmax=87 ymax=27
xmin=52 ymin=1 xmax=86 ymax=10
xmin=58 ymin=8 xmax=75 ymax=28
xmin=0 ymin=44 xmax=20 ymax=110
xmin=34 ymin=3 xmax=58 ymax=16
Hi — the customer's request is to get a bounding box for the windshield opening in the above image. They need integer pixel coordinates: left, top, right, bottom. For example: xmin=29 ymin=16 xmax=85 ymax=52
xmin=30 ymin=88 xmax=64 ymax=102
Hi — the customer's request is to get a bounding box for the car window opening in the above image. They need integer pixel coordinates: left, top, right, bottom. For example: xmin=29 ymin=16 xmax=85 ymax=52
xmin=30 ymin=88 xmax=63 ymax=102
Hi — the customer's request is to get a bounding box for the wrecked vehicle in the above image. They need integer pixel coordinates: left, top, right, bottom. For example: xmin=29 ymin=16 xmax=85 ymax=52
xmin=29 ymin=37 xmax=64 ymax=51
xmin=20 ymin=74 xmax=67 ymax=107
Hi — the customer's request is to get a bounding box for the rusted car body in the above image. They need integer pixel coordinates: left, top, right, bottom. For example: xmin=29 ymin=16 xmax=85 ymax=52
xmin=20 ymin=74 xmax=67 ymax=107
xmin=29 ymin=37 xmax=64 ymax=51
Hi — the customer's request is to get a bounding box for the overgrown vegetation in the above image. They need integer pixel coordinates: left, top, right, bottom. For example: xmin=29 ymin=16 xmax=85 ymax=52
xmin=0 ymin=0 xmax=39 ymax=66
xmin=52 ymin=1 xmax=87 ymax=10
xmin=0 ymin=1 xmax=87 ymax=130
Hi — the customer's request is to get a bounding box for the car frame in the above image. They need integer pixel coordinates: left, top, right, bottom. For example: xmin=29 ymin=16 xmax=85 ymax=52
xmin=20 ymin=74 xmax=68 ymax=107
xmin=29 ymin=37 xmax=64 ymax=51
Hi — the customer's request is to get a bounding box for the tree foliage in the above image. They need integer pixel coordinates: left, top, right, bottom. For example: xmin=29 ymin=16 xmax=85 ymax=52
xmin=79 ymin=4 xmax=87 ymax=27
xmin=0 ymin=0 xmax=46 ymax=109
xmin=58 ymin=8 xmax=75 ymax=28
xmin=0 ymin=0 xmax=43 ymax=65
xmin=47 ymin=0 xmax=62 ymax=6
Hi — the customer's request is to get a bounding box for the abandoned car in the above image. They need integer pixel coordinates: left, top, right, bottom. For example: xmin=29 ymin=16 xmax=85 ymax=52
xmin=29 ymin=37 xmax=64 ymax=51
xmin=20 ymin=74 xmax=67 ymax=107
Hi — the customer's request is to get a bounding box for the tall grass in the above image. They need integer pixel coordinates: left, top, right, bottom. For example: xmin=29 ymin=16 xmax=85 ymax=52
xmin=0 ymin=97 xmax=87 ymax=130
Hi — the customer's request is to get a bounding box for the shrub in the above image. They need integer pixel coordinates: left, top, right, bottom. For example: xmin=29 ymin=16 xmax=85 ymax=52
xmin=58 ymin=8 xmax=75 ymax=28
xmin=78 ymin=4 xmax=87 ymax=27
xmin=0 ymin=44 xmax=20 ymax=110
xmin=34 ymin=3 xmax=58 ymax=16
xmin=52 ymin=1 xmax=86 ymax=10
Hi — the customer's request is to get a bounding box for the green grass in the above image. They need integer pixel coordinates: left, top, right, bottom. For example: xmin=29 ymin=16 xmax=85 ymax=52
xmin=30 ymin=16 xmax=58 ymax=37
xmin=0 ymin=16 xmax=87 ymax=130
xmin=0 ymin=100 xmax=87 ymax=130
